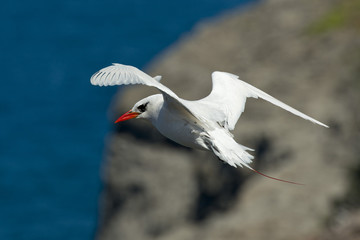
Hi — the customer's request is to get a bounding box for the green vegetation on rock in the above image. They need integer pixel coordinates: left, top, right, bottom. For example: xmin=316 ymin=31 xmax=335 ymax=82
xmin=307 ymin=0 xmax=360 ymax=34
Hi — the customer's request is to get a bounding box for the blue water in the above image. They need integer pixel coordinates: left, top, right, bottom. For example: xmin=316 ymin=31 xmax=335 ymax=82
xmin=0 ymin=0 xmax=255 ymax=239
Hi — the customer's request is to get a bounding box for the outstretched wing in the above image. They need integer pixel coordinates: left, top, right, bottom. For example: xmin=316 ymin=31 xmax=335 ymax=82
xmin=91 ymin=63 xmax=200 ymax=122
xmin=199 ymin=71 xmax=328 ymax=130
xmin=90 ymin=63 xmax=174 ymax=95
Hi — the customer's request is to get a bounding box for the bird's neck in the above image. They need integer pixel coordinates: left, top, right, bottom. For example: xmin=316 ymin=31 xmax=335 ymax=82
xmin=147 ymin=97 xmax=164 ymax=125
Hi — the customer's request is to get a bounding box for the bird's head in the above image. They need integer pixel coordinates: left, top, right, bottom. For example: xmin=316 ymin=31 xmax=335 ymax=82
xmin=115 ymin=94 xmax=163 ymax=123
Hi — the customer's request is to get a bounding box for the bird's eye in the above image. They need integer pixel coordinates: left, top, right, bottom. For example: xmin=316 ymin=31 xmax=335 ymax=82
xmin=137 ymin=102 xmax=149 ymax=112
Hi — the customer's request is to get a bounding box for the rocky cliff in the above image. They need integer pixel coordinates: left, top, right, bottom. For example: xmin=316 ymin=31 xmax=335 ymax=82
xmin=97 ymin=0 xmax=360 ymax=239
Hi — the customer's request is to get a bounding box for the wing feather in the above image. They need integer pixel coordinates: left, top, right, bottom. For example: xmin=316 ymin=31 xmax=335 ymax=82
xmin=91 ymin=63 xmax=175 ymax=98
xmin=200 ymin=71 xmax=328 ymax=130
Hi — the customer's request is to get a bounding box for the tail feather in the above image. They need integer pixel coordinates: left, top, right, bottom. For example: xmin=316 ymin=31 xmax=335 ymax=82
xmin=203 ymin=128 xmax=303 ymax=185
xmin=247 ymin=166 xmax=304 ymax=185
xmin=202 ymin=128 xmax=254 ymax=168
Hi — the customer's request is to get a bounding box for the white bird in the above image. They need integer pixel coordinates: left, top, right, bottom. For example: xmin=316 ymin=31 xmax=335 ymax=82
xmin=91 ymin=63 xmax=328 ymax=185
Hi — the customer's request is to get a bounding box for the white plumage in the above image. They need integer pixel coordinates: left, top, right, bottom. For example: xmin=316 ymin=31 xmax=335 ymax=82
xmin=91 ymin=63 xmax=328 ymax=184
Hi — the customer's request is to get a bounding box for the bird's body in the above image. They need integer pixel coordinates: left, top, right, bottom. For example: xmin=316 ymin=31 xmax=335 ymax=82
xmin=156 ymin=103 xmax=204 ymax=149
xmin=91 ymin=63 xmax=328 ymax=184
xmin=147 ymin=94 xmax=204 ymax=149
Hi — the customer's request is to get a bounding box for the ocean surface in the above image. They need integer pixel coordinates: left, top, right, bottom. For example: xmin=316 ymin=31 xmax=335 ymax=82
xmin=0 ymin=0 xmax=254 ymax=239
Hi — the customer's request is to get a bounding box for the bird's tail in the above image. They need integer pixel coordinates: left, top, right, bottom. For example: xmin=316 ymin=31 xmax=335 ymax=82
xmin=202 ymin=128 xmax=254 ymax=168
xmin=203 ymin=128 xmax=303 ymax=185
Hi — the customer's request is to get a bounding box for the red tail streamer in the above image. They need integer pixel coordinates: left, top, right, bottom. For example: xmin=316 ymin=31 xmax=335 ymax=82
xmin=250 ymin=167 xmax=304 ymax=185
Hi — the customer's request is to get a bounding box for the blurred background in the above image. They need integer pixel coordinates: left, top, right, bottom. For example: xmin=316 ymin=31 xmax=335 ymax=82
xmin=1 ymin=0 xmax=360 ymax=240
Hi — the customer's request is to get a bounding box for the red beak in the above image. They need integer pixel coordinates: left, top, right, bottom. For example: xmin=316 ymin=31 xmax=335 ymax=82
xmin=115 ymin=110 xmax=140 ymax=123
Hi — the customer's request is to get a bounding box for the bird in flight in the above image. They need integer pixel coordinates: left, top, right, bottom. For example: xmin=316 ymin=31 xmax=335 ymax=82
xmin=91 ymin=63 xmax=328 ymax=185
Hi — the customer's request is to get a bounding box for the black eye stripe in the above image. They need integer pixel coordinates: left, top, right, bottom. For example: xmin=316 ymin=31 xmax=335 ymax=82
xmin=137 ymin=102 xmax=149 ymax=112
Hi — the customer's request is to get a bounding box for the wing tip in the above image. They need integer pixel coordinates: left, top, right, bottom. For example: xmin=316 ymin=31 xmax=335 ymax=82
xmin=90 ymin=71 xmax=99 ymax=86
xmin=90 ymin=63 xmax=123 ymax=86
xmin=311 ymin=119 xmax=329 ymax=128
xmin=321 ymin=123 xmax=330 ymax=128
